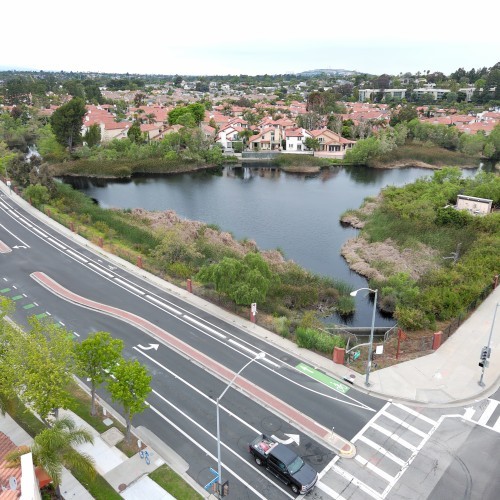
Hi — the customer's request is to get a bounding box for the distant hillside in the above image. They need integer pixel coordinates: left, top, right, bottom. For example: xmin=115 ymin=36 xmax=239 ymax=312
xmin=297 ymin=68 xmax=360 ymax=77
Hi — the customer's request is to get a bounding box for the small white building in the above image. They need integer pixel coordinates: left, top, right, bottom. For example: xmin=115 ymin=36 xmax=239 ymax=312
xmin=456 ymin=195 xmax=493 ymax=215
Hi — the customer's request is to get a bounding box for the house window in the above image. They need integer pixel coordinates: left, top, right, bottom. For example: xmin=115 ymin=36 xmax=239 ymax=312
xmin=318 ymin=137 xmax=324 ymax=143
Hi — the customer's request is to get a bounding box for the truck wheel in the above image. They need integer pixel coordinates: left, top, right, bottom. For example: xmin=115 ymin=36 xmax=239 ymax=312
xmin=291 ymin=484 xmax=300 ymax=494
xmin=255 ymin=457 xmax=263 ymax=466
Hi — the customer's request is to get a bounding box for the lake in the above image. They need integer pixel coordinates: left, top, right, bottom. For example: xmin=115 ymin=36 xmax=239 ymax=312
xmin=62 ymin=164 xmax=480 ymax=328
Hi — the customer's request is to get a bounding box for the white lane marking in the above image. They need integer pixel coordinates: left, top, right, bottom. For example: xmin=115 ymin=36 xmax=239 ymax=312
xmin=0 ymin=223 xmax=31 ymax=248
xmin=133 ymin=348 xmax=261 ymax=434
xmin=0 ymin=201 xmax=7 ymax=208
xmin=182 ymin=315 xmax=226 ymax=339
xmin=371 ymin=423 xmax=417 ymax=452
xmin=330 ymin=463 xmax=382 ymax=499
xmin=380 ymin=411 xmax=427 ymax=438
xmin=478 ymin=400 xmax=499 ymax=426
xmin=228 ymin=339 xmax=280 ymax=368
xmin=73 ymin=332 xmax=80 ymax=337
xmin=48 ymin=238 xmax=66 ymax=249
xmin=356 ymin=435 xmax=406 ymax=467
xmin=148 ymin=402 xmax=288 ymax=500
xmin=8 ymin=210 xmax=19 ymax=218
xmin=66 ymin=249 xmax=88 ymax=263
xmin=316 ymin=481 xmax=346 ymax=500
xmin=355 ymin=454 xmax=395 ymax=483
xmin=17 ymin=217 xmax=33 ymax=228
xmin=45 ymin=311 xmax=51 ymax=316
xmin=59 ymin=321 xmax=65 ymax=326
xmin=114 ymin=277 xmax=145 ymax=295
xmin=30 ymin=226 xmax=48 ymax=237
xmin=392 ymin=403 xmax=437 ymax=425
xmin=146 ymin=295 xmax=182 ymax=315
xmin=87 ymin=262 xmax=114 ymax=278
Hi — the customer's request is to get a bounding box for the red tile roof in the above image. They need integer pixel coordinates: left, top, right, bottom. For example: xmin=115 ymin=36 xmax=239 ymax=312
xmin=0 ymin=433 xmax=21 ymax=499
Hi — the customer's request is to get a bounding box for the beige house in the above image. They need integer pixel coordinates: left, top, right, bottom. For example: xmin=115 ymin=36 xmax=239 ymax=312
xmin=310 ymin=128 xmax=355 ymax=158
xmin=248 ymin=127 xmax=284 ymax=150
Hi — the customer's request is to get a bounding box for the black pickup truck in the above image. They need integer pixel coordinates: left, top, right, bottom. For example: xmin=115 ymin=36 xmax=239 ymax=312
xmin=248 ymin=434 xmax=318 ymax=495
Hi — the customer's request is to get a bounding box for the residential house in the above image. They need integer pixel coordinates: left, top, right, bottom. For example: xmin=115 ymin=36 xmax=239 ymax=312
xmin=285 ymin=128 xmax=312 ymax=152
xmin=81 ymin=105 xmax=130 ymax=142
xmin=248 ymin=127 xmax=284 ymax=151
xmin=216 ymin=125 xmax=246 ymax=149
xmin=310 ymin=128 xmax=355 ymax=158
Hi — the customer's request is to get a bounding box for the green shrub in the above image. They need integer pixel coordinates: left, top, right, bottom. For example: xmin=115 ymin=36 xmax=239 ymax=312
xmin=336 ymin=295 xmax=355 ymax=315
xmin=273 ymin=316 xmax=290 ymax=338
xmin=295 ymin=327 xmax=318 ymax=349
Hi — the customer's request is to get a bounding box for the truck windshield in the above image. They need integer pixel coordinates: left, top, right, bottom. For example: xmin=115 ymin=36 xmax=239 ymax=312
xmin=288 ymin=456 xmax=304 ymax=475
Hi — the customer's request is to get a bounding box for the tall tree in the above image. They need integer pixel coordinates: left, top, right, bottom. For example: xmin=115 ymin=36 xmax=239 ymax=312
xmin=50 ymin=97 xmax=86 ymax=150
xmin=0 ymin=298 xmax=16 ymax=415
xmin=13 ymin=317 xmax=75 ymax=421
xmin=108 ymin=359 xmax=152 ymax=441
xmin=83 ymin=123 xmax=101 ymax=147
xmin=75 ymin=331 xmax=124 ymax=416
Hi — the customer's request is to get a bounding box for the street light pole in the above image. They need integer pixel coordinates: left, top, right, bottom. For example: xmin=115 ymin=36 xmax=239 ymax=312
xmin=478 ymin=302 xmax=499 ymax=387
xmin=216 ymin=352 xmax=265 ymax=498
xmin=350 ymin=287 xmax=378 ymax=387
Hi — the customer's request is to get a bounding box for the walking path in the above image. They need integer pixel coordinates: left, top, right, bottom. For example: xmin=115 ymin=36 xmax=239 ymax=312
xmin=1 ymin=179 xmax=499 ymax=500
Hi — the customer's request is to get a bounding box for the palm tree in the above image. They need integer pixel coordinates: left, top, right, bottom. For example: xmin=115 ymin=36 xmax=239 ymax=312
xmin=7 ymin=417 xmax=96 ymax=498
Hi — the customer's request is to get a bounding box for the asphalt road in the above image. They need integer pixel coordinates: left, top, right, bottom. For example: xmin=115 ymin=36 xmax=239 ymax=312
xmin=0 ymin=191 xmax=386 ymax=498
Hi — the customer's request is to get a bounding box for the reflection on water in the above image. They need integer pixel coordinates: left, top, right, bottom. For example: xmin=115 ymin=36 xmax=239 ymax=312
xmin=61 ymin=163 xmax=481 ymax=327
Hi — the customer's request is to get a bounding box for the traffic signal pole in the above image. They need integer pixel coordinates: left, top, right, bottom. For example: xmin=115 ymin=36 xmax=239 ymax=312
xmin=478 ymin=302 xmax=499 ymax=387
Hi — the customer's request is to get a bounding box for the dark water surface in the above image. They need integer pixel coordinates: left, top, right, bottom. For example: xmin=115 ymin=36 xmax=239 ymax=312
xmin=63 ymin=164 xmax=479 ymax=327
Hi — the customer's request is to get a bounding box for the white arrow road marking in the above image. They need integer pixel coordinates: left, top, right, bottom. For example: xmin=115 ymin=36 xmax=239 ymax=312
xmin=137 ymin=343 xmax=160 ymax=351
xmin=271 ymin=433 xmax=300 ymax=446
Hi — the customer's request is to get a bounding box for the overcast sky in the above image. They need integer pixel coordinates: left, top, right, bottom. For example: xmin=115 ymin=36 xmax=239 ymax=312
xmin=3 ymin=1 xmax=499 ymax=77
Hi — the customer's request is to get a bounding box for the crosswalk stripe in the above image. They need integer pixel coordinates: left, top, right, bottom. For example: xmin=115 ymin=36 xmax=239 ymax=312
xmin=493 ymin=417 xmax=500 ymax=432
xmin=330 ymin=463 xmax=382 ymax=500
xmin=355 ymin=454 xmax=395 ymax=483
xmin=478 ymin=400 xmax=499 ymax=426
xmin=381 ymin=411 xmax=428 ymax=438
xmin=392 ymin=403 xmax=437 ymax=425
xmin=357 ymin=435 xmax=406 ymax=467
xmin=316 ymin=481 xmax=347 ymax=500
xmin=371 ymin=423 xmax=417 ymax=452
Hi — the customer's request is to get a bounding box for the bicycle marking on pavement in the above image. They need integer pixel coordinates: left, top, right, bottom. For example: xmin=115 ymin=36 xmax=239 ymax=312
xmin=295 ymin=363 xmax=350 ymax=394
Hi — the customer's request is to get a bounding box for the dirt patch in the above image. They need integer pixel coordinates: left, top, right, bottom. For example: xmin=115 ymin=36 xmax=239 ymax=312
xmin=131 ymin=208 xmax=287 ymax=266
xmin=341 ymin=236 xmax=440 ymax=281
xmin=340 ymin=195 xmax=381 ymax=229
xmin=370 ymin=160 xmax=440 ymax=170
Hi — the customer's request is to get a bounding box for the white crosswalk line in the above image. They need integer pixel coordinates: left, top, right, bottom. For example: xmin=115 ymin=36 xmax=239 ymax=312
xmin=371 ymin=422 xmax=417 ymax=452
xmin=392 ymin=403 xmax=437 ymax=425
xmin=330 ymin=463 xmax=383 ymax=500
xmin=478 ymin=400 xmax=499 ymax=426
xmin=355 ymin=454 xmax=395 ymax=483
xmin=357 ymin=435 xmax=406 ymax=467
xmin=493 ymin=417 xmax=500 ymax=432
xmin=316 ymin=481 xmax=347 ymax=500
xmin=381 ymin=411 xmax=428 ymax=438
